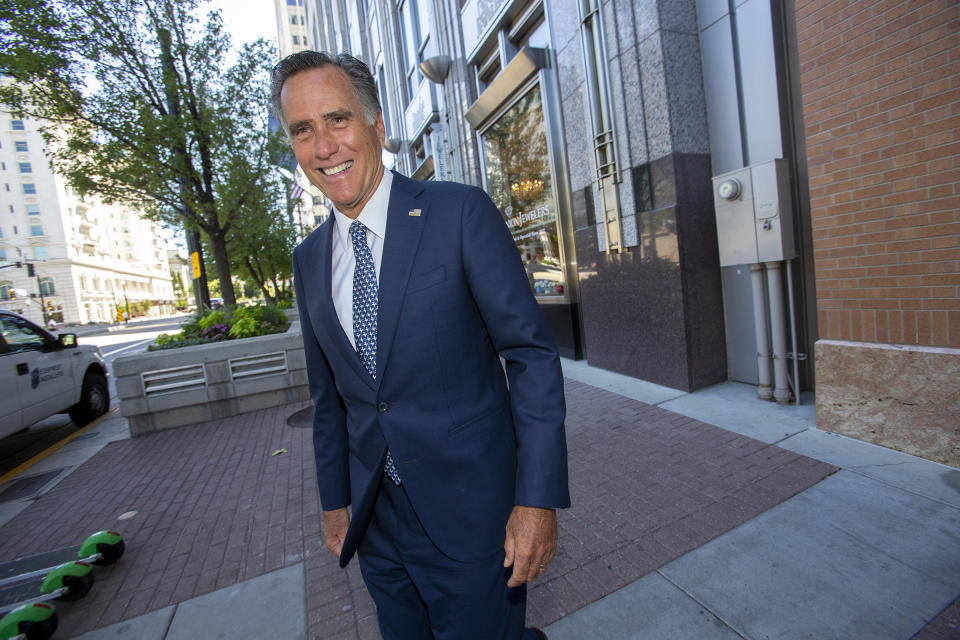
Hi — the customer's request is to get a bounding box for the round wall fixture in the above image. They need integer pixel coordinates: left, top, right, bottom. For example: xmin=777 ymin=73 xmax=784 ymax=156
xmin=718 ymin=178 xmax=742 ymax=201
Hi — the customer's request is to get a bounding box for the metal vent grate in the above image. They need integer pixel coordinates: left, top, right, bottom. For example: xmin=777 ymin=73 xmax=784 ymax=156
xmin=0 ymin=469 xmax=65 ymax=503
xmin=229 ymin=352 xmax=287 ymax=382
xmin=141 ymin=363 xmax=207 ymax=397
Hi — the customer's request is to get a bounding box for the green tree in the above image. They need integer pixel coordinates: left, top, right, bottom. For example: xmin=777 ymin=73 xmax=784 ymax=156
xmin=203 ymin=184 xmax=298 ymax=304
xmin=0 ymin=0 xmax=286 ymax=306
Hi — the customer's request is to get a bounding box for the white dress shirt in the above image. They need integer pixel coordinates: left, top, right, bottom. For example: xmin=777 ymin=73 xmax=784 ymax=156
xmin=330 ymin=169 xmax=393 ymax=350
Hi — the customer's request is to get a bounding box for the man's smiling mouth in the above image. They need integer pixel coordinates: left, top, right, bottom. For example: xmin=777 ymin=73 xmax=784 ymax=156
xmin=322 ymin=161 xmax=353 ymax=176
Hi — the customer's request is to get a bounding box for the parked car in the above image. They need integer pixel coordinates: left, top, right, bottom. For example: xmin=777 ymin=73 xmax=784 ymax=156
xmin=0 ymin=310 xmax=110 ymax=440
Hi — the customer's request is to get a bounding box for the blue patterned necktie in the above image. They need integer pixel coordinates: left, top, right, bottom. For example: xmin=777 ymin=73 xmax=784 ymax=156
xmin=350 ymin=220 xmax=401 ymax=485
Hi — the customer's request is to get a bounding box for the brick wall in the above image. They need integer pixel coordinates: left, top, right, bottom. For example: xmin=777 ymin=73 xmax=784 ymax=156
xmin=795 ymin=0 xmax=959 ymax=347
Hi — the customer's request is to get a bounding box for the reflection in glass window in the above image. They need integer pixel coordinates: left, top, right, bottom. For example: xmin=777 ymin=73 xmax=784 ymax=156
xmin=399 ymin=0 xmax=422 ymax=97
xmin=15 ymin=141 xmax=28 ymax=152
xmin=35 ymin=247 xmax=47 ymax=261
xmin=39 ymin=276 xmax=55 ymax=296
xmin=23 ymin=183 xmax=36 ymax=194
xmin=0 ymin=315 xmax=46 ymax=352
xmin=18 ymin=162 xmax=31 ymax=173
xmin=481 ymin=85 xmax=564 ymax=298
xmin=30 ymin=224 xmax=43 ymax=237
xmin=11 ymin=119 xmax=24 ymax=130
xmin=26 ymin=204 xmax=39 ymax=215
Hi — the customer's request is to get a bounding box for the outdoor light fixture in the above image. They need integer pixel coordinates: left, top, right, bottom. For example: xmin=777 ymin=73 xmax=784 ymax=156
xmin=419 ymin=56 xmax=451 ymax=84
xmin=383 ymin=138 xmax=404 ymax=154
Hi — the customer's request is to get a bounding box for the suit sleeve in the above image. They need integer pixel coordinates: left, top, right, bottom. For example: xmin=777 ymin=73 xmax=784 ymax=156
xmin=293 ymin=247 xmax=351 ymax=511
xmin=460 ymin=187 xmax=570 ymax=510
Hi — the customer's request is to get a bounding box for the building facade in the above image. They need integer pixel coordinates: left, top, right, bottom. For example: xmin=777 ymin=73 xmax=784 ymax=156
xmin=0 ymin=112 xmax=175 ymax=326
xmin=298 ymin=0 xmax=958 ymax=465
xmin=275 ymin=0 xmax=310 ymax=58
xmin=794 ymin=0 xmax=959 ymax=466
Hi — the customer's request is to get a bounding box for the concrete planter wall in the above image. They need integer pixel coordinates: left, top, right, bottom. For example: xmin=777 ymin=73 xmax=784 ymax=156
xmin=115 ymin=322 xmax=308 ymax=436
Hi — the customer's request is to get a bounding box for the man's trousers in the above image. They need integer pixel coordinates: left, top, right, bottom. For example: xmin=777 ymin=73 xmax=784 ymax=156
xmin=357 ymin=474 xmax=532 ymax=639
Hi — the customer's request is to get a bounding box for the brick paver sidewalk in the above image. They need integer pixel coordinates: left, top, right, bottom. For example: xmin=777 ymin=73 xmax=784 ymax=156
xmin=0 ymin=380 xmax=837 ymax=638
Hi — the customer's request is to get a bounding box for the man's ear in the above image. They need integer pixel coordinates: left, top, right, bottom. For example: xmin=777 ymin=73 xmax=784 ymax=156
xmin=375 ymin=111 xmax=386 ymax=147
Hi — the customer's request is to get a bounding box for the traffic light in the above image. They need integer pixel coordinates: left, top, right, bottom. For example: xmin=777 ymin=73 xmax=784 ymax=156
xmin=9 ymin=289 xmax=15 ymax=300
xmin=26 ymin=263 xmax=35 ymax=277
xmin=46 ymin=300 xmax=53 ymax=311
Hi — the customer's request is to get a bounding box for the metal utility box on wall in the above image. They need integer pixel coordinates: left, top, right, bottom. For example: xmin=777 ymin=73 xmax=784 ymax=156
xmin=712 ymin=159 xmax=797 ymax=266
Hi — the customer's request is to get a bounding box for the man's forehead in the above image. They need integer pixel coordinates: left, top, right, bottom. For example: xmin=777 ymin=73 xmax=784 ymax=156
xmin=282 ymin=66 xmax=355 ymax=110
xmin=285 ymin=66 xmax=348 ymax=94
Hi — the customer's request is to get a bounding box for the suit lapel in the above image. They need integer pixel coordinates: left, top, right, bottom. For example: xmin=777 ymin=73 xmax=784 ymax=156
xmin=376 ymin=172 xmax=427 ymax=381
xmin=310 ymin=219 xmax=377 ymax=389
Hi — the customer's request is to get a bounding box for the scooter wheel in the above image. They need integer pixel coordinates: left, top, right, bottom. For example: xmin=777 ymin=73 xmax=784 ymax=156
xmin=93 ymin=539 xmax=125 ymax=566
xmin=57 ymin=572 xmax=94 ymax=601
xmin=0 ymin=603 xmax=58 ymax=640
xmin=18 ymin=613 xmax=58 ymax=640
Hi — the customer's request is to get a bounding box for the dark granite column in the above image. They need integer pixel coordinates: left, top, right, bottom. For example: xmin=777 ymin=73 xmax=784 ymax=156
xmin=553 ymin=0 xmax=726 ymax=391
xmin=573 ymin=153 xmax=726 ymax=391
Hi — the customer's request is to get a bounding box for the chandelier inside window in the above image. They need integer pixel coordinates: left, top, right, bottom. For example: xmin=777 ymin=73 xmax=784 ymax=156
xmin=511 ymin=178 xmax=544 ymax=199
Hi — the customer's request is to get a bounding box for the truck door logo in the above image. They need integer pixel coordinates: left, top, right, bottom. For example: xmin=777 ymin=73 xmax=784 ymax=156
xmin=31 ymin=365 xmax=63 ymax=389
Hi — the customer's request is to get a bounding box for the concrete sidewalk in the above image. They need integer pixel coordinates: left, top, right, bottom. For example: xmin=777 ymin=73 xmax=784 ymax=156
xmin=0 ymin=359 xmax=956 ymax=639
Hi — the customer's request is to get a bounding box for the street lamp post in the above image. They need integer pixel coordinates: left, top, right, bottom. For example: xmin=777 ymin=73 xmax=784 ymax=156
xmin=121 ymin=283 xmax=130 ymax=323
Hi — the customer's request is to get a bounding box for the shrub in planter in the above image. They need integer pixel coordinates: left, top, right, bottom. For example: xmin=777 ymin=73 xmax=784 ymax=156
xmin=148 ymin=304 xmax=289 ymax=351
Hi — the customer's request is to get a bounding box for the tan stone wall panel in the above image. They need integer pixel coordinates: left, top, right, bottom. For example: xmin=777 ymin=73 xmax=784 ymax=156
xmin=815 ymin=340 xmax=960 ymax=466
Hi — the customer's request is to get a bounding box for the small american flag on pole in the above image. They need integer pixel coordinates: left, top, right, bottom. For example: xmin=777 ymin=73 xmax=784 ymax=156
xmin=290 ymin=182 xmax=305 ymax=200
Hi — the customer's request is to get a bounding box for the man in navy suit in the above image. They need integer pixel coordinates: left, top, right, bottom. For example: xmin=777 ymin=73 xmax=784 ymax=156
xmin=273 ymin=51 xmax=569 ymax=639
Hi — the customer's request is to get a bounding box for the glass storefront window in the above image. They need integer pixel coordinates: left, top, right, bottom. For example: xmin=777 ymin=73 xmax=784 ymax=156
xmin=481 ymin=84 xmax=565 ymax=299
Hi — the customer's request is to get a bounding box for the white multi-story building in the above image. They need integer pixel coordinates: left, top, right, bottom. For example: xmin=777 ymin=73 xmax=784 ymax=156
xmin=273 ymin=0 xmax=331 ymax=237
xmin=0 ymin=111 xmax=174 ymax=326
xmin=275 ymin=0 xmax=309 ymax=59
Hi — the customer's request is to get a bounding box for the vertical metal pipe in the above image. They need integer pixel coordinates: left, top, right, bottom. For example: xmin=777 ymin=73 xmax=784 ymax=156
xmin=750 ymin=263 xmax=773 ymax=400
xmin=766 ymin=260 xmax=792 ymax=404
xmin=786 ymin=259 xmax=801 ymax=405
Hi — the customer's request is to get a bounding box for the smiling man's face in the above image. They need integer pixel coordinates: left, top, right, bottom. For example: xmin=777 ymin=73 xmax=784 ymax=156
xmin=280 ymin=65 xmax=385 ymax=219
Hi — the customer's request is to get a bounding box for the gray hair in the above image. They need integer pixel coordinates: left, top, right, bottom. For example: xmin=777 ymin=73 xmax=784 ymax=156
xmin=270 ymin=51 xmax=381 ymax=131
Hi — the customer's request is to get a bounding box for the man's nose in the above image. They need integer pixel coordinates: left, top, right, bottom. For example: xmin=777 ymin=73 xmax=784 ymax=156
xmin=313 ymin=133 xmax=337 ymax=159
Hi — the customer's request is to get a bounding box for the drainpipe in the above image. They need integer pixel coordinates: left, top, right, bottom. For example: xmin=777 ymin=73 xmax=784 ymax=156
xmin=750 ymin=263 xmax=773 ymax=401
xmin=766 ymin=260 xmax=792 ymax=404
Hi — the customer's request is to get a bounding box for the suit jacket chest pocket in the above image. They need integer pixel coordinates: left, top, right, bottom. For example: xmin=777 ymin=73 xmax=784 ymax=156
xmin=405 ymin=265 xmax=446 ymax=295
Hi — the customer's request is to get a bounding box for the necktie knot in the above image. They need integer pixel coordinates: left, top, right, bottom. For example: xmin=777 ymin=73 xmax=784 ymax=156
xmin=350 ymin=220 xmax=367 ymax=250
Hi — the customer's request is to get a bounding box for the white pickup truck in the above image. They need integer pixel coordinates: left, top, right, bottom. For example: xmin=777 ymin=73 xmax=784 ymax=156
xmin=0 ymin=309 xmax=110 ymax=440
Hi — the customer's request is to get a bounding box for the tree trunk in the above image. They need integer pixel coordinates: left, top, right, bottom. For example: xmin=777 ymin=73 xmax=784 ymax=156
xmin=244 ymin=256 xmax=275 ymax=304
xmin=259 ymin=282 xmax=276 ymax=304
xmin=208 ymin=232 xmax=237 ymax=306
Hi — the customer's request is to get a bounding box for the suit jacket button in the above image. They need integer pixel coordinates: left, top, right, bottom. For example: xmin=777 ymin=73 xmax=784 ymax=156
xmin=377 ymin=401 xmax=389 ymax=413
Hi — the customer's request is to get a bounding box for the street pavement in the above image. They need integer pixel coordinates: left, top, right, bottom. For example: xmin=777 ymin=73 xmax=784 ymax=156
xmin=0 ymin=358 xmax=956 ymax=639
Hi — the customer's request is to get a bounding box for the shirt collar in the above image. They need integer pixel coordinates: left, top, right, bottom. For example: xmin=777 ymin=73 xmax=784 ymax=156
xmin=333 ymin=168 xmax=392 ymax=245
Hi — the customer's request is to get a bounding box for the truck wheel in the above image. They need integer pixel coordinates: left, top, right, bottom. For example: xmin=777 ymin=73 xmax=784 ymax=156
xmin=68 ymin=373 xmax=109 ymax=426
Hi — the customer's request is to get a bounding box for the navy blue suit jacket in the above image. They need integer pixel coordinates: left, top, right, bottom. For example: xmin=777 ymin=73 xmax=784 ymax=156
xmin=293 ymin=171 xmax=570 ymax=566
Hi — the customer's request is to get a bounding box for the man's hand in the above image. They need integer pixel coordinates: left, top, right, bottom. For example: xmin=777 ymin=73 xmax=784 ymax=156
xmin=323 ymin=507 xmax=350 ymax=557
xmin=503 ymin=505 xmax=558 ymax=587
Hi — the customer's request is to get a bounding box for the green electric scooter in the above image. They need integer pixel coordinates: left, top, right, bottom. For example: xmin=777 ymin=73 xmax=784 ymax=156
xmin=0 ymin=532 xmax=125 ymax=640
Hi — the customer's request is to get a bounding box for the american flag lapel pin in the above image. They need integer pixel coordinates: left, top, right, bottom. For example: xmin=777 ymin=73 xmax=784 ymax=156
xmin=409 ymin=208 xmax=421 ymax=217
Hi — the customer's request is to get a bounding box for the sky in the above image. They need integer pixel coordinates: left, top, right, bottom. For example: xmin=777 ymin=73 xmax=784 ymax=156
xmin=207 ymin=0 xmax=278 ymax=51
